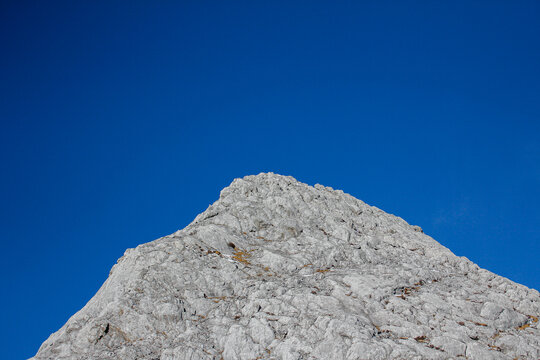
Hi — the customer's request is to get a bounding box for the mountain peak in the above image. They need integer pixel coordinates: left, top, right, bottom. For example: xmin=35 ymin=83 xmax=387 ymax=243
xmin=33 ymin=175 xmax=540 ymax=360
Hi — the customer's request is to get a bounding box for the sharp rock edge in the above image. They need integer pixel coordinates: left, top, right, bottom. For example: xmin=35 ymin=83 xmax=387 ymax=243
xmin=32 ymin=173 xmax=539 ymax=360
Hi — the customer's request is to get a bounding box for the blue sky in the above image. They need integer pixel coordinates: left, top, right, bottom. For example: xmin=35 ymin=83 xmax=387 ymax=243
xmin=1 ymin=1 xmax=539 ymax=358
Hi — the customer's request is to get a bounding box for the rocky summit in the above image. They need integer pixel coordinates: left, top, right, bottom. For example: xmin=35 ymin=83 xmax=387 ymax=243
xmin=33 ymin=173 xmax=539 ymax=360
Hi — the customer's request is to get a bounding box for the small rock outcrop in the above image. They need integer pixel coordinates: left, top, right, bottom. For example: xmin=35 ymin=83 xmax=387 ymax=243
xmin=32 ymin=173 xmax=539 ymax=359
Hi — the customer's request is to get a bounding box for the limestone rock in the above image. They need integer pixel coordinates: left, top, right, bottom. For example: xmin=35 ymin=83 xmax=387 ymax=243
xmin=32 ymin=173 xmax=540 ymax=359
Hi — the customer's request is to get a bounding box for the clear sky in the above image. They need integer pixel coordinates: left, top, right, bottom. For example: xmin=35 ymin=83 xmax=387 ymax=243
xmin=1 ymin=1 xmax=539 ymax=358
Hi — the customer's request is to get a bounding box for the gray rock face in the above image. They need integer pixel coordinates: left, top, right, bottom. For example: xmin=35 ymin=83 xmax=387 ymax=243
xmin=33 ymin=173 xmax=539 ymax=359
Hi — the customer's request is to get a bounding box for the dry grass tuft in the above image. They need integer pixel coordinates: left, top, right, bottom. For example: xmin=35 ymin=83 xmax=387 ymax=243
xmin=414 ymin=335 xmax=428 ymax=343
xmin=232 ymin=249 xmax=253 ymax=265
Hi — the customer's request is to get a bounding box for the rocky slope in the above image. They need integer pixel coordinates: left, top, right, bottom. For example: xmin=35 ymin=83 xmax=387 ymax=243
xmin=33 ymin=173 xmax=539 ymax=359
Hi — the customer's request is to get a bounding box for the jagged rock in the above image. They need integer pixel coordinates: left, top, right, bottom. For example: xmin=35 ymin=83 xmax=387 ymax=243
xmin=32 ymin=173 xmax=540 ymax=359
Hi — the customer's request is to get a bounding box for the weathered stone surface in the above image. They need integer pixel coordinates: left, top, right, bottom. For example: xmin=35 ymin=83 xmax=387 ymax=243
xmin=32 ymin=173 xmax=540 ymax=359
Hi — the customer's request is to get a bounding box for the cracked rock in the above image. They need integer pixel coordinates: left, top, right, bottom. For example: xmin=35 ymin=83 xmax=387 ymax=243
xmin=31 ymin=173 xmax=540 ymax=359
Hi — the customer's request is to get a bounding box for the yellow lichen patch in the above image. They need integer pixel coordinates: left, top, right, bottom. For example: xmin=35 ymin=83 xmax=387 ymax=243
xmin=517 ymin=323 xmax=530 ymax=331
xmin=474 ymin=322 xmax=488 ymax=327
xmin=316 ymin=268 xmax=330 ymax=273
xmin=206 ymin=250 xmax=221 ymax=256
xmin=529 ymin=315 xmax=538 ymax=323
xmin=232 ymin=249 xmax=253 ymax=265
xmin=302 ymin=263 xmax=313 ymax=268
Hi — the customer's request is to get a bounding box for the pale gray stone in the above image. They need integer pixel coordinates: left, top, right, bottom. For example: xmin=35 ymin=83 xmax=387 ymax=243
xmin=466 ymin=343 xmax=510 ymax=360
xmin=31 ymin=173 xmax=540 ymax=359
xmin=431 ymin=335 xmax=466 ymax=356
xmin=481 ymin=302 xmax=505 ymax=320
